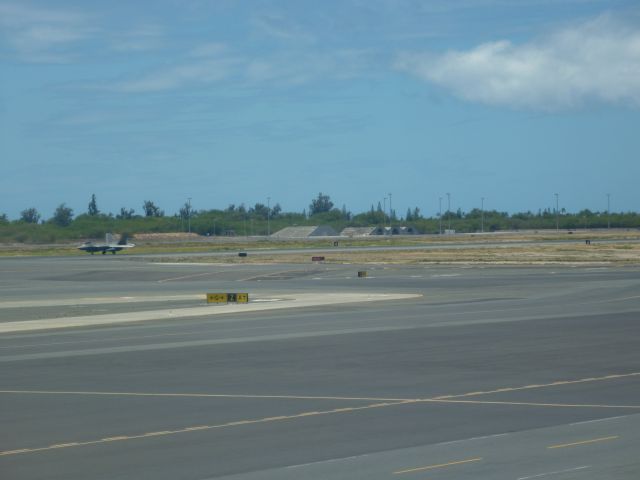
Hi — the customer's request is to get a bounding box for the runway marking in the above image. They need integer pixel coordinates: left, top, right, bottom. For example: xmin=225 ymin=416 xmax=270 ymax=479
xmin=547 ymin=435 xmax=618 ymax=449
xmin=393 ymin=457 xmax=482 ymax=474
xmin=2 ymin=370 xmax=639 ymax=405
xmin=569 ymin=415 xmax=627 ymax=426
xmin=597 ymin=295 xmax=640 ymax=303
xmin=0 ymin=400 xmax=413 ymax=457
xmin=157 ymin=272 xmax=221 ymax=283
xmin=1 ymin=371 xmax=636 ymax=457
xmin=517 ymin=465 xmax=591 ymax=480
xmin=425 ymin=399 xmax=640 ymax=409
xmin=0 ymin=389 xmax=410 ymax=402
xmin=0 ymin=294 xmax=204 ymax=309
xmin=431 ymin=372 xmax=640 ymax=400
xmin=237 ymin=269 xmax=305 ymax=282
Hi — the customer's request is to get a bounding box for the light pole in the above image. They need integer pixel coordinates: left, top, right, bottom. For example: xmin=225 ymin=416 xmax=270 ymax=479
xmin=555 ymin=193 xmax=559 ymax=232
xmin=383 ymin=197 xmax=387 ymax=228
xmin=481 ymin=197 xmax=484 ymax=233
xmin=388 ymin=192 xmax=392 ymax=229
xmin=446 ymin=192 xmax=451 ymax=231
xmin=438 ymin=197 xmax=442 ymax=234
xmin=607 ymin=193 xmax=611 ymax=229
xmin=187 ymin=197 xmax=191 ymax=234
xmin=267 ymin=196 xmax=271 ymax=237
xmin=213 ymin=219 xmax=216 ymax=236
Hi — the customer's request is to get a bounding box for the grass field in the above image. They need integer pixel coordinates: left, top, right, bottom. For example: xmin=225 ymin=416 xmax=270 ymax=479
xmin=149 ymin=242 xmax=640 ymax=266
xmin=3 ymin=230 xmax=636 ymax=264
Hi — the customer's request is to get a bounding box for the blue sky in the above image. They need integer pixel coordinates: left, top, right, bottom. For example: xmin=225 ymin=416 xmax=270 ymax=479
xmin=1 ymin=0 xmax=639 ymax=219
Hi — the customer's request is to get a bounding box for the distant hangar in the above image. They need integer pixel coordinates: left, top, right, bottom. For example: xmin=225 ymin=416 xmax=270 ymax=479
xmin=271 ymin=225 xmax=419 ymax=238
xmin=270 ymin=225 xmax=339 ymax=239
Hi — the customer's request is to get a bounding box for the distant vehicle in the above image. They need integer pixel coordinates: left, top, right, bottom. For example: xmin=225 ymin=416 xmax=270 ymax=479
xmin=78 ymin=233 xmax=135 ymax=255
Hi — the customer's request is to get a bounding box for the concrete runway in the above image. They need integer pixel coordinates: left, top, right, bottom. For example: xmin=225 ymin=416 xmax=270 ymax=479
xmin=1 ymin=255 xmax=639 ymax=479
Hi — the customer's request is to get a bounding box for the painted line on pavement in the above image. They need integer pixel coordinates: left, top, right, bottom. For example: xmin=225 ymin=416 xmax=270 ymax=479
xmin=1 ymin=371 xmax=636 ymax=457
xmin=547 ymin=435 xmax=618 ymax=449
xmin=237 ymin=269 xmax=306 ymax=282
xmin=517 ymin=466 xmax=590 ymax=480
xmin=0 ymin=294 xmax=204 ymax=309
xmin=0 ymin=293 xmax=422 ymax=333
xmin=157 ymin=272 xmax=222 ymax=283
xmin=393 ymin=457 xmax=482 ymax=474
xmin=4 ymin=390 xmax=637 ymax=411
xmin=426 ymin=399 xmax=640 ymax=409
xmin=432 ymin=372 xmax=640 ymax=400
xmin=0 ymin=400 xmax=413 ymax=457
xmin=0 ymin=389 xmax=409 ymax=402
xmin=4 ymin=371 xmax=638 ymax=403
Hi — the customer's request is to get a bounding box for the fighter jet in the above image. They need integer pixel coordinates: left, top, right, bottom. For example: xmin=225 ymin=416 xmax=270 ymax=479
xmin=78 ymin=233 xmax=135 ymax=255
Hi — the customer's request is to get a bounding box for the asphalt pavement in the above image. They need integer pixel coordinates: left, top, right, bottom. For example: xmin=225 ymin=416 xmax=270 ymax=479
xmin=1 ymin=255 xmax=639 ymax=479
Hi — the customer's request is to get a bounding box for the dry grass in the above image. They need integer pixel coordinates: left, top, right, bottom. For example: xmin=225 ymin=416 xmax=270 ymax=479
xmin=1 ymin=230 xmax=640 ymax=264
xmin=153 ymin=242 xmax=640 ymax=266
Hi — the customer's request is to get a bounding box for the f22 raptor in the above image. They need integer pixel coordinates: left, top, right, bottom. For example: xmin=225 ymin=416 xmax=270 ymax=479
xmin=78 ymin=233 xmax=135 ymax=255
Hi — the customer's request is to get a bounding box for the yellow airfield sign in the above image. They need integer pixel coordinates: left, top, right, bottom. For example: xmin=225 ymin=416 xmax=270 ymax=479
xmin=206 ymin=293 xmax=249 ymax=304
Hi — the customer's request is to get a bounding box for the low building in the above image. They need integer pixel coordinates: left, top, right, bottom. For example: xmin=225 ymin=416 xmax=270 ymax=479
xmin=340 ymin=226 xmax=420 ymax=236
xmin=270 ymin=225 xmax=338 ymax=239
xmin=340 ymin=227 xmax=378 ymax=237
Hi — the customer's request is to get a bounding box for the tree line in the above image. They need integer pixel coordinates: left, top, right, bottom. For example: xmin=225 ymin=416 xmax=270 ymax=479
xmin=1 ymin=192 xmax=638 ymax=243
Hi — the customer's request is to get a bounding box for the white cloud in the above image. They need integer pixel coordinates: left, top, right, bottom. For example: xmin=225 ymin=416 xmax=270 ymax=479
xmin=111 ymin=46 xmax=373 ymax=93
xmin=251 ymin=13 xmax=315 ymax=43
xmin=189 ymin=42 xmax=227 ymax=58
xmin=0 ymin=3 xmax=86 ymax=26
xmin=113 ymin=58 xmax=240 ymax=93
xmin=395 ymin=14 xmax=640 ymax=109
xmin=110 ymin=24 xmax=164 ymax=52
xmin=245 ymin=50 xmax=370 ymax=85
xmin=0 ymin=2 xmax=93 ymax=62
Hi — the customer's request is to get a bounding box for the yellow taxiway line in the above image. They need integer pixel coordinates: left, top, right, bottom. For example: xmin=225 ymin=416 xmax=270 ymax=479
xmin=0 ymin=371 xmax=637 ymax=457
xmin=547 ymin=435 xmax=619 ymax=449
xmin=393 ymin=457 xmax=483 ymax=474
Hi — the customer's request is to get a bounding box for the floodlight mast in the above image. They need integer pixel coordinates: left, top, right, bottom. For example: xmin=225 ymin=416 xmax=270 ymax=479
xmin=187 ymin=197 xmax=191 ymax=234
xmin=555 ymin=193 xmax=559 ymax=232
xmin=447 ymin=193 xmax=451 ymax=231
xmin=383 ymin=197 xmax=387 ymax=228
xmin=267 ymin=196 xmax=271 ymax=237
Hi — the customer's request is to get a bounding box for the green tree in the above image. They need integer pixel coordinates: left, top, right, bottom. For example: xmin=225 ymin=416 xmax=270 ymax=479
xmin=143 ymin=200 xmax=163 ymax=217
xmin=179 ymin=201 xmax=192 ymax=220
xmin=271 ymin=203 xmax=282 ymax=218
xmin=0 ymin=213 xmax=8 ymax=224
xmin=309 ymin=192 xmax=333 ymax=215
xmin=341 ymin=204 xmax=351 ymax=220
xmin=116 ymin=207 xmax=135 ymax=219
xmin=51 ymin=203 xmax=74 ymax=227
xmin=249 ymin=203 xmax=269 ymax=219
xmin=88 ymin=194 xmax=99 ymax=216
xmin=20 ymin=207 xmax=41 ymax=224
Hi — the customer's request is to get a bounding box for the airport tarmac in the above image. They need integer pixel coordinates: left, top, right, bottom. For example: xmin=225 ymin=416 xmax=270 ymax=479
xmin=1 ymin=255 xmax=639 ymax=479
